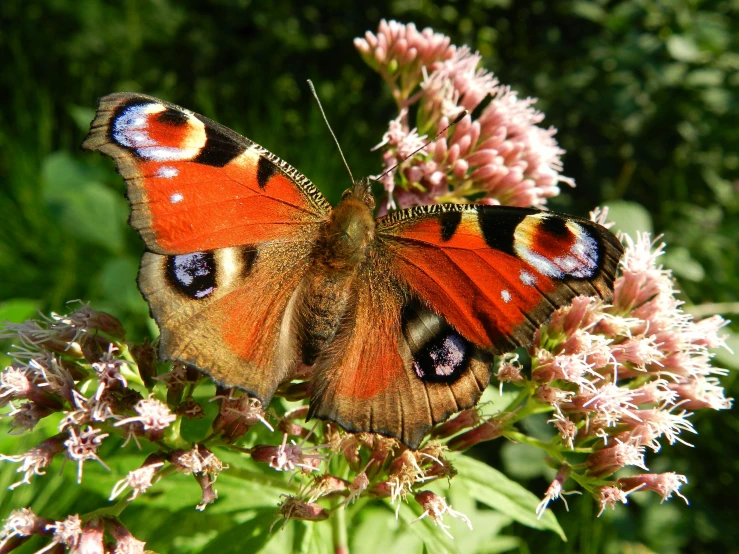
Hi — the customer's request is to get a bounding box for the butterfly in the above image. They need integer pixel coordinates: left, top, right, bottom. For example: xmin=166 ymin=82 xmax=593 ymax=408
xmin=83 ymin=92 xmax=624 ymax=449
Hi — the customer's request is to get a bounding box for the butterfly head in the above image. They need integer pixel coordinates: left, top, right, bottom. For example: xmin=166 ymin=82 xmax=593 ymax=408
xmin=323 ymin=179 xmax=376 ymax=267
xmin=340 ymin=178 xmax=375 ymax=211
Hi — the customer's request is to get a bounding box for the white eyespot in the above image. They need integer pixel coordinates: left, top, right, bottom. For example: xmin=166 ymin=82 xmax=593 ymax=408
xmin=173 ymin=252 xmax=210 ymax=286
xmin=430 ymin=334 xmax=467 ymax=377
xmin=113 ymin=104 xmax=158 ymax=148
xmin=565 ymin=223 xmax=599 ymax=278
xmin=156 ymin=166 xmax=179 ymax=179
xmin=501 ymin=289 xmax=512 ymax=303
xmin=515 ymin=244 xmax=564 ymax=278
xmin=142 ymin=146 xmax=196 ymax=162
xmin=170 ymin=192 xmax=184 ymax=204
xmin=520 ymin=271 xmax=537 ymax=286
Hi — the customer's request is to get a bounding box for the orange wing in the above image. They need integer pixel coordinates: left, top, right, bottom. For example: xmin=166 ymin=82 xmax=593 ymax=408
xmin=83 ymin=93 xmax=330 ymax=254
xmin=84 ymin=93 xmax=329 ymax=403
xmin=377 ymin=204 xmax=623 ymax=354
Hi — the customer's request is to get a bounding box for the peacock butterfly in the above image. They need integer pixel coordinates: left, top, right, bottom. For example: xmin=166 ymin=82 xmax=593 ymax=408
xmin=83 ymin=93 xmax=624 ymax=449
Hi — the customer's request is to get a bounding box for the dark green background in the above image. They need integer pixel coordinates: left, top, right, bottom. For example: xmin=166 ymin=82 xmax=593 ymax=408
xmin=1 ymin=1 xmax=737 ymax=553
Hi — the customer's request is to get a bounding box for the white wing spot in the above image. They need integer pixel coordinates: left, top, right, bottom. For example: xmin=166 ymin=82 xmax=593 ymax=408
xmin=520 ymin=271 xmax=537 ymax=286
xmin=501 ymin=289 xmax=512 ymax=303
xmin=156 ymin=166 xmax=179 ymax=179
xmin=170 ymin=192 xmax=184 ymax=204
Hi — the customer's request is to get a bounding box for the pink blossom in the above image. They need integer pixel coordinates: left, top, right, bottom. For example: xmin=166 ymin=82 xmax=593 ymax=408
xmin=617 ymin=472 xmax=689 ymax=504
xmin=536 ymin=465 xmax=580 ymax=518
xmin=250 ymin=434 xmax=327 ymax=473
xmin=64 ymin=426 xmax=110 ymax=483
xmin=114 ymin=397 xmax=177 ymax=433
xmin=413 ymin=490 xmax=472 ymax=539
xmin=0 ymin=435 xmax=65 ymax=489
xmin=358 ymin=21 xmax=573 ymax=211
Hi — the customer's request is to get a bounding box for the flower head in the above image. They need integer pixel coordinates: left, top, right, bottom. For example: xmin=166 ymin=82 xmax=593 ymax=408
xmin=413 ymin=490 xmax=472 ymax=539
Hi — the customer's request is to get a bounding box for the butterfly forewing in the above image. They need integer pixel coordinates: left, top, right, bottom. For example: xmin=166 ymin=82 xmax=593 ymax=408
xmin=83 ymin=93 xmax=331 ymax=255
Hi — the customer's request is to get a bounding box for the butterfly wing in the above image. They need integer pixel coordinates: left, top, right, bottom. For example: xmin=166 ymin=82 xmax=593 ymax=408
xmin=377 ymin=205 xmax=623 ymax=353
xmin=309 ymin=205 xmax=623 ymax=448
xmin=83 ymin=92 xmax=331 ymax=254
xmin=84 ymin=93 xmax=330 ymax=402
xmin=307 ymin=259 xmax=492 ymax=449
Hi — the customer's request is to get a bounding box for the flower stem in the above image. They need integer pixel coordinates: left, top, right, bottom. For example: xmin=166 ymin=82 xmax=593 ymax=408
xmin=331 ymin=498 xmax=349 ymax=554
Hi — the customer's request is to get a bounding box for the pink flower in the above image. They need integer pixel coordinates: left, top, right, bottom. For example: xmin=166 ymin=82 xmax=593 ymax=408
xmin=536 ymin=465 xmax=580 ymax=518
xmin=359 ymin=22 xmax=574 ymax=211
xmin=272 ymin=496 xmax=329 ymax=531
xmin=114 ymin=396 xmax=177 ymax=440
xmin=251 ymin=434 xmax=327 ymax=473
xmin=64 ymin=426 xmax=110 ymax=483
xmin=0 ymin=508 xmax=52 ymax=551
xmin=0 ymin=435 xmax=65 ymax=489
xmin=617 ymin=472 xmax=689 ymax=504
xmin=109 ymin=454 xmax=166 ymax=501
xmin=413 ymin=490 xmax=472 ymax=539
xmin=38 ymin=514 xmax=83 ymax=554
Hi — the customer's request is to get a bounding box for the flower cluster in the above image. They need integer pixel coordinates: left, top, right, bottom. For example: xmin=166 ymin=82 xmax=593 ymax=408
xmin=0 ymin=304 xmax=473 ymax=552
xmin=356 ymin=19 xmax=573 ymax=212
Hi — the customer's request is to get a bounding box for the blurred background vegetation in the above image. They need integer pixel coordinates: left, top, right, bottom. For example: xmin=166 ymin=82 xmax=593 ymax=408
xmin=0 ymin=0 xmax=737 ymax=553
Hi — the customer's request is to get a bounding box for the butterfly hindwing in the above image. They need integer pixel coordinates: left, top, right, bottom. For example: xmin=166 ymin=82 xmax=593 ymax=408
xmin=138 ymin=240 xmax=314 ymax=403
xmin=307 ymin=261 xmax=491 ymax=449
xmin=83 ymin=92 xmax=330 ymax=255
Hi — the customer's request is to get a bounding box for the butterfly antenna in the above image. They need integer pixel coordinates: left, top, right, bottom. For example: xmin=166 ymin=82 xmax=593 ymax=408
xmin=307 ymin=79 xmax=355 ymax=184
xmin=375 ymin=110 xmax=468 ymax=183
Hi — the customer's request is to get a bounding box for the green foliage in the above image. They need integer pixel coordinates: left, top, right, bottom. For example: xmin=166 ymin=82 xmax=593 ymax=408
xmin=0 ymin=1 xmax=737 ymax=553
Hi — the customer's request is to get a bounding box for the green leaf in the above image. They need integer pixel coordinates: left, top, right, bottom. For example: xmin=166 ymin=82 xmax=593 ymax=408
xmin=666 ymin=35 xmax=706 ymax=63
xmin=662 ymin=246 xmax=706 ymax=282
xmin=0 ymin=298 xmax=39 ymax=322
xmin=41 ymin=152 xmax=127 ymax=252
xmin=452 ymin=455 xmax=566 ymax=540
xmin=194 ymin=509 xmax=279 ymax=554
xmin=501 ymin=442 xmax=550 ymax=480
xmin=604 ymin=200 xmax=653 ymax=237
xmin=95 ymin=257 xmax=148 ymax=313
xmin=350 ymin=504 xmax=422 ymax=554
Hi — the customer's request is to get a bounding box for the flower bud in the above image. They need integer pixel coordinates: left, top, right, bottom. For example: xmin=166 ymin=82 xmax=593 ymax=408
xmin=617 ymin=472 xmax=688 ymax=503
xmin=447 ymin=417 xmax=505 ymax=451
xmin=430 ymin=409 xmax=480 ymax=439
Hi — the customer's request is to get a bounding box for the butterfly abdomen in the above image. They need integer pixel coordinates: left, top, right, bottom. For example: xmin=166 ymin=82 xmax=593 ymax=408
xmin=298 ymin=193 xmax=376 ymax=364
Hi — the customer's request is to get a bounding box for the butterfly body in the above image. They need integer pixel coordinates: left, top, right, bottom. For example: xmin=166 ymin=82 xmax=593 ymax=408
xmin=84 ymin=92 xmax=624 ymax=448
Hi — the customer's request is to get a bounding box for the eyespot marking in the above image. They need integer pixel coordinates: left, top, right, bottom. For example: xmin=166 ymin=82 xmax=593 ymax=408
xmin=412 ymin=332 xmax=470 ymax=382
xmin=513 ymin=215 xmax=601 ymax=280
xmin=166 ymin=252 xmax=216 ymax=299
xmin=112 ymin=102 xmax=206 ymax=161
